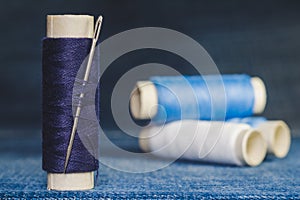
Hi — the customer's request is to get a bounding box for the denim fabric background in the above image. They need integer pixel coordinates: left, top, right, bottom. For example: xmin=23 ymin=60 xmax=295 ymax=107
xmin=0 ymin=130 xmax=299 ymax=198
xmin=0 ymin=0 xmax=299 ymax=198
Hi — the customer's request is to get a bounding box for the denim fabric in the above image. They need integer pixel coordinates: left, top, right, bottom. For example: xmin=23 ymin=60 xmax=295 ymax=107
xmin=0 ymin=130 xmax=299 ymax=199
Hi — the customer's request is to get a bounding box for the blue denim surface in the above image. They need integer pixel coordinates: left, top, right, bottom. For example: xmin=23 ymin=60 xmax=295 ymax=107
xmin=0 ymin=130 xmax=299 ymax=199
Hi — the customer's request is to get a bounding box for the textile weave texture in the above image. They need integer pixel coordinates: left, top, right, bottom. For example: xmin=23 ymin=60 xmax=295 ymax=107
xmin=0 ymin=130 xmax=299 ymax=199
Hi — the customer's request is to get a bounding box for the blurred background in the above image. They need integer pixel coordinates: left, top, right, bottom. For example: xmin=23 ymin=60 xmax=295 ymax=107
xmin=0 ymin=0 xmax=299 ymax=136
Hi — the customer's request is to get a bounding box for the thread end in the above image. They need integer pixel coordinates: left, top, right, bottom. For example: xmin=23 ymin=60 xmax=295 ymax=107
xmin=242 ymin=130 xmax=267 ymax=166
xmin=251 ymin=77 xmax=267 ymax=114
xmin=258 ymin=120 xmax=291 ymax=158
xmin=130 ymin=81 xmax=158 ymax=119
xmin=272 ymin=121 xmax=291 ymax=158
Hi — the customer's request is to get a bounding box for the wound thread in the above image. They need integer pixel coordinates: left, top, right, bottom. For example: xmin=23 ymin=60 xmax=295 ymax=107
xmin=150 ymin=74 xmax=256 ymax=124
xmin=227 ymin=117 xmax=267 ymax=127
xmin=42 ymin=38 xmax=99 ymax=173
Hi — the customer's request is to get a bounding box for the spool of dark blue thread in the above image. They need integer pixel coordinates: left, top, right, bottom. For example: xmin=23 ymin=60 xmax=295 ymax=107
xmin=130 ymin=74 xmax=267 ymax=124
xmin=42 ymin=16 xmax=99 ymax=191
xmin=42 ymin=38 xmax=99 ymax=173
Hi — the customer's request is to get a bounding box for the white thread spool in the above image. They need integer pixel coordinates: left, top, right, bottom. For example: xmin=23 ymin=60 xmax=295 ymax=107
xmin=255 ymin=120 xmax=291 ymax=158
xmin=139 ymin=120 xmax=267 ymax=166
xmin=130 ymin=77 xmax=267 ymax=119
xmin=46 ymin=14 xmax=95 ymax=191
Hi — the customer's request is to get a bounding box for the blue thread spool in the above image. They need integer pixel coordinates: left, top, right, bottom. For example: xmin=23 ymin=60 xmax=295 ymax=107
xmin=42 ymin=15 xmax=99 ymax=190
xmin=228 ymin=116 xmax=267 ymax=127
xmin=130 ymin=74 xmax=267 ymax=124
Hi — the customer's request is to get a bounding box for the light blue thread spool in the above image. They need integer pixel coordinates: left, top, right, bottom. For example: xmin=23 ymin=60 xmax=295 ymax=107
xmin=228 ymin=117 xmax=267 ymax=127
xmin=130 ymin=74 xmax=267 ymax=124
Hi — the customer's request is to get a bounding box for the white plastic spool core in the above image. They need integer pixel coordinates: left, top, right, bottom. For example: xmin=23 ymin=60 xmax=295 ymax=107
xmin=130 ymin=81 xmax=158 ymax=119
xmin=251 ymin=77 xmax=267 ymax=114
xmin=241 ymin=129 xmax=267 ymax=166
xmin=46 ymin=14 xmax=95 ymax=191
xmin=272 ymin=122 xmax=291 ymax=158
xmin=257 ymin=120 xmax=291 ymax=158
xmin=47 ymin=172 xmax=94 ymax=191
xmin=47 ymin=15 xmax=94 ymax=38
